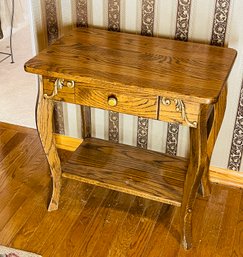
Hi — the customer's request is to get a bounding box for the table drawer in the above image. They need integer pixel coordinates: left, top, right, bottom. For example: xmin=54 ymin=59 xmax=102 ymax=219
xmin=76 ymin=87 xmax=158 ymax=119
xmin=159 ymin=97 xmax=200 ymax=127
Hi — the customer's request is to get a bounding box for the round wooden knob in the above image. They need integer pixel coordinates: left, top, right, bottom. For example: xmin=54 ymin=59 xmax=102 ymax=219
xmin=108 ymin=95 xmax=118 ymax=107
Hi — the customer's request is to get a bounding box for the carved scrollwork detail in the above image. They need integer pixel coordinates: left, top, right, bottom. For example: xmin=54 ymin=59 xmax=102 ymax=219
xmin=44 ymin=78 xmax=75 ymax=99
xmin=161 ymin=97 xmax=197 ymax=128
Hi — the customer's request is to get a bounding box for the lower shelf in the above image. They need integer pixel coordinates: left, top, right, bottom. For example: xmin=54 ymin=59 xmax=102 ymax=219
xmin=62 ymin=138 xmax=188 ymax=207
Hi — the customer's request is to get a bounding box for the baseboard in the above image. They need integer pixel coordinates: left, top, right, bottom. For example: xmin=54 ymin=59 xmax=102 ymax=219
xmin=54 ymin=134 xmax=83 ymax=151
xmin=54 ymin=134 xmax=243 ymax=189
xmin=209 ymin=166 xmax=243 ymax=189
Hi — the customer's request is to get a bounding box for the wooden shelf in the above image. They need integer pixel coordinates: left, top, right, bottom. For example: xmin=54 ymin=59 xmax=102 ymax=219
xmin=62 ymin=138 xmax=188 ymax=207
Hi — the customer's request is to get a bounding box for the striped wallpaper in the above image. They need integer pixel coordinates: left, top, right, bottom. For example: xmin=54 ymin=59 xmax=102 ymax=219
xmin=31 ymin=0 xmax=243 ymax=172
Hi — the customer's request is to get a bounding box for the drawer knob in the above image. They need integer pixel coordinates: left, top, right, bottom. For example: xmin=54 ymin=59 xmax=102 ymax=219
xmin=108 ymin=95 xmax=118 ymax=107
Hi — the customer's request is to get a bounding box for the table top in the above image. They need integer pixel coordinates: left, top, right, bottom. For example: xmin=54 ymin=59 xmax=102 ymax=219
xmin=25 ymin=28 xmax=237 ymax=104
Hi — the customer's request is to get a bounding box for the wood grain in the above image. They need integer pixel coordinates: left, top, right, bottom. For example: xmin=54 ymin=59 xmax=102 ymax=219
xmin=62 ymin=137 xmax=188 ymax=207
xmin=24 ymin=27 xmax=236 ymax=250
xmin=24 ymin=27 xmax=236 ymax=104
xmin=209 ymin=166 xmax=243 ymax=189
xmin=231 ymin=189 xmax=243 ymax=257
xmin=201 ymin=85 xmax=228 ymax=197
xmin=75 ymin=87 xmax=158 ymax=119
xmin=89 ymin=194 xmax=136 ymax=257
xmin=106 ymin=197 xmax=146 ymax=257
xmin=43 ymin=77 xmax=75 ymax=102
xmin=52 ymin=134 xmax=243 ymax=189
xmin=36 ymin=84 xmax=62 ymax=211
xmin=52 ymin=186 xmax=109 ymax=257
xmin=0 ymin=123 xmax=243 ymax=257
xmin=180 ymin=105 xmax=208 ymax=249
xmin=32 ymin=182 xmax=95 ymax=256
xmin=80 ymin=105 xmax=91 ymax=138
xmin=159 ymin=99 xmax=200 ymax=126
xmin=71 ymin=190 xmax=119 ymax=257
xmin=54 ymin=133 xmax=82 ymax=151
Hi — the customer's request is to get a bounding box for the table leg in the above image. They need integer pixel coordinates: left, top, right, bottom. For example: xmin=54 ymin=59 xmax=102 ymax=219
xmin=36 ymin=82 xmax=62 ymax=211
xmin=80 ymin=106 xmax=91 ymax=138
xmin=201 ymin=85 xmax=227 ymax=197
xmin=180 ymin=105 xmax=208 ymax=249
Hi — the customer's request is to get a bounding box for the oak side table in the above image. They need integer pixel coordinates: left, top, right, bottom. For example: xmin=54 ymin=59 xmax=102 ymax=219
xmin=24 ymin=28 xmax=236 ymax=249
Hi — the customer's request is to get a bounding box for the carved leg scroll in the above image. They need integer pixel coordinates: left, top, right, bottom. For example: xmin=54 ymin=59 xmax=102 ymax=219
xmin=201 ymin=85 xmax=227 ymax=197
xmin=181 ymin=105 xmax=208 ymax=249
xmin=36 ymin=81 xmax=62 ymax=211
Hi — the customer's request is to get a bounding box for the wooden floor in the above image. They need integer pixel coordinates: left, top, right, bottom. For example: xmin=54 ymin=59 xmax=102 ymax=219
xmin=0 ymin=122 xmax=242 ymax=257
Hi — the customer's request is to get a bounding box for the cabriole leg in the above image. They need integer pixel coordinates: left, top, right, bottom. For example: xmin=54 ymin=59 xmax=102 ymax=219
xmin=201 ymin=85 xmax=227 ymax=197
xmin=36 ymin=80 xmax=62 ymax=211
xmin=181 ymin=105 xmax=208 ymax=249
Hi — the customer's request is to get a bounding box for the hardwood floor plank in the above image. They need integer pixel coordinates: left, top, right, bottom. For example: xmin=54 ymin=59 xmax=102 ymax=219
xmin=0 ymin=128 xmax=5 ymax=135
xmin=159 ymin=207 xmax=181 ymax=257
xmin=90 ymin=193 xmax=136 ymax=257
xmin=0 ymin=124 xmax=242 ymax=257
xmin=191 ymin=185 xmax=228 ymax=257
xmin=231 ymin=189 xmax=243 ymax=257
xmin=215 ymin=187 xmax=241 ymax=257
xmin=0 ymin=122 xmax=37 ymax=134
xmin=0 ymin=137 xmax=47 ymax=214
xmin=0 ymin=128 xmax=17 ymax=151
xmin=125 ymin=200 xmax=162 ymax=257
xmin=23 ymin=180 xmax=94 ymax=254
xmin=0 ymin=132 xmax=27 ymax=162
xmin=52 ymin=186 xmax=109 ymax=257
xmin=141 ymin=204 xmax=175 ymax=257
xmin=72 ymin=190 xmax=121 ymax=257
xmin=0 ymin=135 xmax=39 ymax=183
xmin=0 ymin=193 xmax=48 ymax=246
xmin=106 ymin=197 xmax=147 ymax=257
xmin=11 ymin=180 xmax=91 ymax=253
xmin=10 ymin=191 xmax=50 ymax=250
xmin=0 ymin=147 xmax=49 ymax=232
xmin=37 ymin=181 xmax=94 ymax=257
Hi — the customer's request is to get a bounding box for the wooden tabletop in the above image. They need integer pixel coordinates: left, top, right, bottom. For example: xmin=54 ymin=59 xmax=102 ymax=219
xmin=25 ymin=28 xmax=237 ymax=104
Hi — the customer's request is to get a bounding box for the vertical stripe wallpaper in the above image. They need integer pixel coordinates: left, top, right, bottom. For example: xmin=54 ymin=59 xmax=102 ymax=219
xmin=211 ymin=0 xmax=230 ymax=46
xmin=43 ymin=0 xmax=65 ymax=134
xmin=166 ymin=0 xmax=191 ymax=156
xmin=137 ymin=0 xmax=155 ymax=149
xmin=228 ymin=83 xmax=243 ymax=171
xmin=76 ymin=0 xmax=88 ymax=27
xmin=108 ymin=0 xmax=120 ymax=143
xmin=108 ymin=0 xmax=120 ymax=32
xmin=174 ymin=0 xmax=191 ymax=41
xmin=43 ymin=0 xmax=59 ymax=45
xmin=140 ymin=0 xmax=155 ymax=36
xmin=31 ymin=0 xmax=243 ymax=172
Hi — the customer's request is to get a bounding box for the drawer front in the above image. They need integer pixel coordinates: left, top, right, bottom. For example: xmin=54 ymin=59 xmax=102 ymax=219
xmin=159 ymin=97 xmax=200 ymax=127
xmin=76 ymin=87 xmax=158 ymax=119
xmin=43 ymin=77 xmax=75 ymax=103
